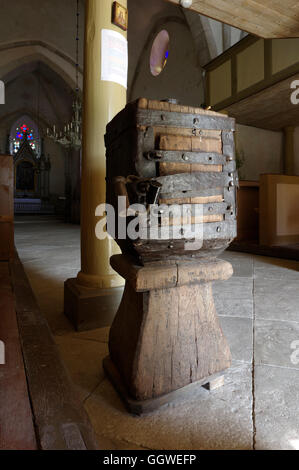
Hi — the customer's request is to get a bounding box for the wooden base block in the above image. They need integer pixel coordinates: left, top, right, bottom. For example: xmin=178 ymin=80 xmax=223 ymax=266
xmin=106 ymin=255 xmax=232 ymax=404
xmin=103 ymin=356 xmax=227 ymax=415
xmin=202 ymin=375 xmax=225 ymax=391
xmin=64 ymin=278 xmax=123 ymax=331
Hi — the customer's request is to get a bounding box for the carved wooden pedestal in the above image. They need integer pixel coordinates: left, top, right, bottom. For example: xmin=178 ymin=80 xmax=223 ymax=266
xmin=103 ymin=255 xmax=233 ymax=414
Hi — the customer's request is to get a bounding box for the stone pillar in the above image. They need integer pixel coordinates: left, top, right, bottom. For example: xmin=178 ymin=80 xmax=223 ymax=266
xmin=283 ymin=126 xmax=295 ymax=176
xmin=64 ymin=148 xmax=72 ymax=222
xmin=70 ymin=148 xmax=81 ymax=224
xmin=64 ymin=0 xmax=127 ymax=331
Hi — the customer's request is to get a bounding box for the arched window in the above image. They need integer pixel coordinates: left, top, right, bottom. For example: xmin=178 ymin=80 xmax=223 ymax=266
xmin=10 ymin=116 xmax=41 ymax=157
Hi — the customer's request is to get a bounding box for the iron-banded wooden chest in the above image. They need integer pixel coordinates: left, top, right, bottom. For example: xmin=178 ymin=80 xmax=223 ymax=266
xmin=105 ymin=98 xmax=237 ymax=264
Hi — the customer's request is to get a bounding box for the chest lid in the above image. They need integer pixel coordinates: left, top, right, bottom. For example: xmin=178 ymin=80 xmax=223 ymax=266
xmin=105 ymin=98 xmax=235 ymax=147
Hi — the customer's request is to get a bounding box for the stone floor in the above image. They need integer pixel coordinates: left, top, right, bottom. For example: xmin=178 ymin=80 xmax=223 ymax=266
xmin=15 ymin=216 xmax=299 ymax=450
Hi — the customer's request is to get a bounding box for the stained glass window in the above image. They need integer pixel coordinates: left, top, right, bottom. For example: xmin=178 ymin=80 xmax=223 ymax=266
xmin=10 ymin=116 xmax=41 ymax=157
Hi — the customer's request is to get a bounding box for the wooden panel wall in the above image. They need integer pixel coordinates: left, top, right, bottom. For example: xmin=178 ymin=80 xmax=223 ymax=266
xmin=205 ymin=36 xmax=299 ymax=130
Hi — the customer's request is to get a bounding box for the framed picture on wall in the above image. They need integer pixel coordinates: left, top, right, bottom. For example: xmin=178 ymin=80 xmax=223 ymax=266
xmin=112 ymin=1 xmax=128 ymax=31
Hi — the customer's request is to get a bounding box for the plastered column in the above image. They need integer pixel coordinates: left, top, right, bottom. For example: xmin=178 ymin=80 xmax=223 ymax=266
xmin=64 ymin=0 xmax=127 ymax=330
xmin=77 ymin=0 xmax=127 ymax=289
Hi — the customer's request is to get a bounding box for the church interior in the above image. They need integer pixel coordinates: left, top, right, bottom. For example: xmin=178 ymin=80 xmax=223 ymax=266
xmin=2 ymin=0 xmax=299 ymax=452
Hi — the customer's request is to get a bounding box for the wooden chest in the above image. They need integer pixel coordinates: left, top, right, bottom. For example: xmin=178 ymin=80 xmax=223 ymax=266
xmin=105 ymin=98 xmax=237 ymax=264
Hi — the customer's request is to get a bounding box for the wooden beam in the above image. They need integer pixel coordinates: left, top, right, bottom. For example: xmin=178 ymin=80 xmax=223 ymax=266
xmin=165 ymin=0 xmax=299 ymax=38
xmin=10 ymin=254 xmax=99 ymax=450
xmin=0 ymin=262 xmax=37 ymax=450
xmin=224 ymin=73 xmax=299 ymax=131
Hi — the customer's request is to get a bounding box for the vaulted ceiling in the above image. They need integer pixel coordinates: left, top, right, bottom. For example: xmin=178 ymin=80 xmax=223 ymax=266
xmin=165 ymin=0 xmax=299 ymax=38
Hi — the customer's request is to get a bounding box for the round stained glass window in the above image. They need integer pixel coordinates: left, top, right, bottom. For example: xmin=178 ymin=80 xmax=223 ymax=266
xmin=150 ymin=30 xmax=170 ymax=77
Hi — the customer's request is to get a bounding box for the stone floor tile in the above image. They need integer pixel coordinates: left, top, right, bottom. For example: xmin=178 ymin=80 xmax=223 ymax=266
xmin=96 ymin=434 xmax=149 ymax=450
xmin=254 ymin=256 xmax=299 ymax=280
xmin=73 ymin=327 xmax=110 ymax=344
xmin=55 ymin=335 xmax=108 ymax=402
xmin=220 ymin=251 xmax=254 ymax=278
xmin=214 ymin=277 xmax=253 ymax=318
xmin=255 ymin=365 xmax=299 ymax=450
xmin=16 ymin=217 xmax=299 ymax=451
xmin=85 ymin=363 xmax=253 ymax=450
xmin=254 ymin=278 xmax=299 ymax=323
xmin=255 ymin=319 xmax=299 ymax=369
xmin=219 ymin=317 xmax=253 ymax=363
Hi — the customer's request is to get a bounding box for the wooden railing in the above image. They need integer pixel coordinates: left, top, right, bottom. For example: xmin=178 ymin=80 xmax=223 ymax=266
xmin=205 ymin=36 xmax=299 ymax=111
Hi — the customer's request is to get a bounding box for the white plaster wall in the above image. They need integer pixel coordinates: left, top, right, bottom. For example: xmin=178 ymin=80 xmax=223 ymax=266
xmin=236 ymin=124 xmax=283 ymax=181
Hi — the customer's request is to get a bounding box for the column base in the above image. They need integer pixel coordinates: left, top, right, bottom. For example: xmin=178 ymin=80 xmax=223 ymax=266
xmin=64 ymin=278 xmax=123 ymax=331
xmin=103 ymin=355 xmax=226 ymax=415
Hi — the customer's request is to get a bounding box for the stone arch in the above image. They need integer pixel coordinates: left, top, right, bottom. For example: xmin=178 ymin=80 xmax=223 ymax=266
xmin=0 ymin=107 xmax=54 ymax=133
xmin=0 ymin=57 xmax=76 ymax=133
xmin=0 ymin=41 xmax=83 ymax=92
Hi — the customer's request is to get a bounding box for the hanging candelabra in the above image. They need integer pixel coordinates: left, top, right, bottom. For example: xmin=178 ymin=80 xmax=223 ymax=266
xmin=47 ymin=99 xmax=82 ymax=149
xmin=47 ymin=0 xmax=82 ymax=149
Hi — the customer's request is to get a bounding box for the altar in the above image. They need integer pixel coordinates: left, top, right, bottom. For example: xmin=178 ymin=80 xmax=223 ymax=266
xmin=14 ymin=198 xmax=42 ymax=214
xmin=12 ymin=130 xmax=54 ymax=214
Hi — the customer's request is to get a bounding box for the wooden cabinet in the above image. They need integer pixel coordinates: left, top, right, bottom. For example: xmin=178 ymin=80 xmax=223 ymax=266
xmin=260 ymin=174 xmax=299 ymax=246
xmin=0 ymin=155 xmax=14 ymax=260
